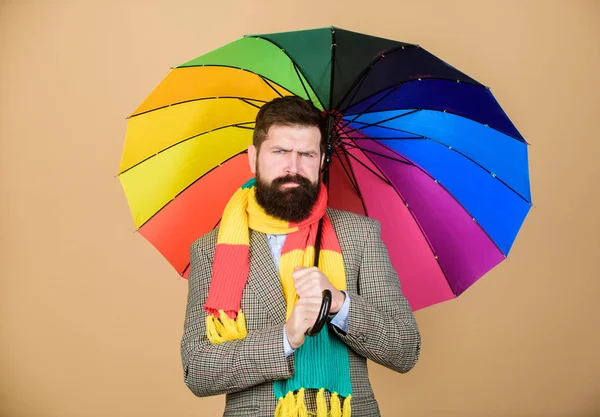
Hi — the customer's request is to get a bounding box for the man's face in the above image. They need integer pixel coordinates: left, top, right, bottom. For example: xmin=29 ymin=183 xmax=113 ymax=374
xmin=248 ymin=124 xmax=325 ymax=222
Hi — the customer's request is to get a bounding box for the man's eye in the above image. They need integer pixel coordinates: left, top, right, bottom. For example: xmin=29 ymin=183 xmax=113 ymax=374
xmin=301 ymin=153 xmax=313 ymax=157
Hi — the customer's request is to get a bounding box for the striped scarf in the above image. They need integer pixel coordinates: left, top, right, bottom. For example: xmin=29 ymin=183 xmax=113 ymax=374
xmin=204 ymin=178 xmax=352 ymax=416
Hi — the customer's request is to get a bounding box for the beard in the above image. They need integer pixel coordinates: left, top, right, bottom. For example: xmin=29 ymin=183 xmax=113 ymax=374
xmin=254 ymin=172 xmax=320 ymax=222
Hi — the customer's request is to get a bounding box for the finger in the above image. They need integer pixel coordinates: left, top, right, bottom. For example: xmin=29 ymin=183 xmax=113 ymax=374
xmin=294 ymin=279 xmax=322 ymax=297
xmin=295 ymin=296 xmax=323 ymax=307
xmin=296 ymin=271 xmax=327 ymax=290
xmin=292 ymin=266 xmax=319 ymax=281
xmin=295 ymin=280 xmax=322 ymax=298
xmin=293 ymin=270 xmax=322 ymax=289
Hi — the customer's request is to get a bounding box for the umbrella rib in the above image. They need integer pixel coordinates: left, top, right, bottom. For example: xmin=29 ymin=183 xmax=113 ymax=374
xmin=136 ymin=150 xmax=248 ymax=230
xmin=132 ymin=64 xmax=311 ymax=116
xmin=335 ymin=149 xmax=370 ymax=216
xmin=343 ymin=70 xmax=371 ymax=116
xmin=239 ymin=98 xmax=263 ymax=109
xmin=348 ymin=83 xmax=402 ymax=124
xmin=341 ymin=137 xmax=458 ymax=296
xmin=335 ymin=41 xmax=484 ymax=112
xmin=330 ymin=147 xmax=369 ymax=216
xmin=350 ymin=137 xmax=424 ymax=140
xmin=340 ymin=82 xmax=527 ymax=144
xmin=233 ymin=120 xmax=256 ymax=130
xmin=292 ymin=64 xmax=312 ymax=104
xmin=338 ymin=77 xmax=486 ymax=115
xmin=351 ymin=137 xmax=510 ymax=257
xmin=259 ymin=76 xmax=284 ymax=98
xmin=176 ymin=63 xmax=300 ymax=98
xmin=332 ymin=147 xmax=360 ymax=192
xmin=329 ymin=27 xmax=336 ymax=110
xmin=128 ymin=96 xmax=268 ymax=119
xmin=341 ymin=140 xmax=414 ymax=165
xmin=249 ymin=37 xmax=326 ymax=110
xmin=346 ymin=105 xmax=529 ymax=145
xmin=341 ymin=110 xmax=422 ymax=136
xmin=344 ymin=122 xmax=532 ymax=205
xmin=344 ymin=119 xmax=424 ymax=137
xmin=118 ymin=122 xmax=254 ymax=175
xmin=334 ymin=44 xmax=420 ymax=110
xmin=338 ymin=146 xmax=392 ymax=186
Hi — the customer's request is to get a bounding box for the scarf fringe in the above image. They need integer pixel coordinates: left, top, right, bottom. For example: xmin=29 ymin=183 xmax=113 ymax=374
xmin=205 ymin=310 xmax=247 ymax=344
xmin=342 ymin=394 xmax=352 ymax=417
xmin=316 ymin=388 xmax=328 ymax=416
xmin=274 ymin=388 xmax=351 ymax=417
xmin=330 ymin=390 xmax=341 ymax=417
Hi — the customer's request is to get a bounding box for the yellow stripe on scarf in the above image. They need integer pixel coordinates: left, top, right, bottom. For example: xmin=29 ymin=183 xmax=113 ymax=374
xmin=279 ymin=248 xmax=345 ymax=319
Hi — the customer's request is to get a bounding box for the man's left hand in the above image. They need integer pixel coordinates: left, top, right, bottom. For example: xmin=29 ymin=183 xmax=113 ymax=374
xmin=292 ymin=266 xmax=346 ymax=314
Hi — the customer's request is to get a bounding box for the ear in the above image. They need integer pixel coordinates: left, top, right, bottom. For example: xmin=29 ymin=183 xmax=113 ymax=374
xmin=320 ymin=152 xmax=326 ymax=171
xmin=248 ymin=144 xmax=257 ymax=174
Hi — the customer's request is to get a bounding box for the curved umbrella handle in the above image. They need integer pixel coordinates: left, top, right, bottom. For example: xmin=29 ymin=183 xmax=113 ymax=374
xmin=306 ymin=289 xmax=332 ymax=337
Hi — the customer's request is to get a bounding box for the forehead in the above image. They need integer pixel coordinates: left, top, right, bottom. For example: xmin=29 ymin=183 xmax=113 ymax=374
xmin=262 ymin=124 xmax=321 ymax=150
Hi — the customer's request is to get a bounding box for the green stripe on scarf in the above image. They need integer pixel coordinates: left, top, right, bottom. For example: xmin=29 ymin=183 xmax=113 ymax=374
xmin=274 ymin=325 xmax=352 ymax=397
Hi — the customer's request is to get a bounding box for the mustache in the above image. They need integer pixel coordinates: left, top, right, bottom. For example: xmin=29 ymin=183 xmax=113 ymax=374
xmin=271 ymin=175 xmax=312 ymax=187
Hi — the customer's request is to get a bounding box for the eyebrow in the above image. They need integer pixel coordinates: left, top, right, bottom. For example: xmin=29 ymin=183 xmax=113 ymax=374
xmin=272 ymin=146 xmax=318 ymax=155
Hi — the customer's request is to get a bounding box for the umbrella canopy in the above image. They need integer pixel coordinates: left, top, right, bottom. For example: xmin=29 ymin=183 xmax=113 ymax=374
xmin=118 ymin=26 xmax=532 ymax=311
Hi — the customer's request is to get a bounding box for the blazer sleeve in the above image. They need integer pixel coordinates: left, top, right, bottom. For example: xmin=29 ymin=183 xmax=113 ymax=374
xmin=331 ymin=218 xmax=421 ymax=373
xmin=180 ymin=239 xmax=294 ymax=397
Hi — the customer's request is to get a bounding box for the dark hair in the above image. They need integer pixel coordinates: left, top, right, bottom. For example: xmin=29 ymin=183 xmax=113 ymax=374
xmin=253 ymin=96 xmax=327 ymax=155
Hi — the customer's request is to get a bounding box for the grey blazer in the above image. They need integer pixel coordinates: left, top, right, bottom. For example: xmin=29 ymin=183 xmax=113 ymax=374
xmin=181 ymin=208 xmax=421 ymax=416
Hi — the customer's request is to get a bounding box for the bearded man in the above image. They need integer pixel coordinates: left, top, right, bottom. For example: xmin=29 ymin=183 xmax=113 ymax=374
xmin=181 ymin=96 xmax=421 ymax=417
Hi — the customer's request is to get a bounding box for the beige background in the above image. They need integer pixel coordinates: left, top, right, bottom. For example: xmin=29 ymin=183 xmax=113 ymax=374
xmin=1 ymin=0 xmax=599 ymax=416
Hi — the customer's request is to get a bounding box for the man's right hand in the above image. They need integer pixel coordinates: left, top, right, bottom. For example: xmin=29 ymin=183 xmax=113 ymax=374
xmin=284 ymin=295 xmax=323 ymax=349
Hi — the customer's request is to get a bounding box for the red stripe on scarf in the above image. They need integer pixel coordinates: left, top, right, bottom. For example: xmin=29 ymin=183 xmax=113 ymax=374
xmin=204 ymin=244 xmax=249 ymax=318
xmin=281 ymin=227 xmax=315 ymax=256
xmin=317 ymin=216 xmax=343 ymax=253
xmin=281 ymin=215 xmax=341 ymax=257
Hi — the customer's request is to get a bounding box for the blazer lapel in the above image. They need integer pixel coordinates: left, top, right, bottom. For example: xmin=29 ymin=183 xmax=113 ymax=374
xmin=247 ymin=230 xmax=287 ymax=325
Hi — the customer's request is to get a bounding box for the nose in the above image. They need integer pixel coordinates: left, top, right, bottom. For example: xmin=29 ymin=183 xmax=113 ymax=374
xmin=285 ymin=153 xmax=299 ymax=175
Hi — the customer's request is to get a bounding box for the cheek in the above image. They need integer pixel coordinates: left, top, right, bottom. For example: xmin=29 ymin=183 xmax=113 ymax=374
xmin=301 ymin=161 xmax=321 ymax=179
xmin=257 ymin=155 xmax=280 ymax=179
xmin=309 ymin=158 xmax=322 ymax=171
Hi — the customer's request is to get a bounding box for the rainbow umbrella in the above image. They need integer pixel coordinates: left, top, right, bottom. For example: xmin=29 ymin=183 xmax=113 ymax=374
xmin=118 ymin=26 xmax=532 ymax=311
